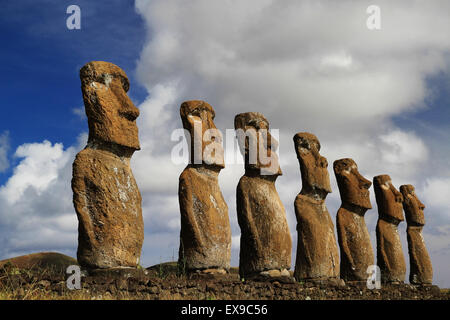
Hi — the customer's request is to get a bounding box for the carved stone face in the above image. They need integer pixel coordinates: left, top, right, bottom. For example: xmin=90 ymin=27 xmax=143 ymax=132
xmin=373 ymin=174 xmax=404 ymax=222
xmin=180 ymin=100 xmax=224 ymax=168
xmin=80 ymin=61 xmax=140 ymax=150
xmin=333 ymin=158 xmax=372 ymax=209
xmin=293 ymin=132 xmax=331 ymax=195
xmin=400 ymin=184 xmax=425 ymax=226
xmin=234 ymin=112 xmax=282 ymax=176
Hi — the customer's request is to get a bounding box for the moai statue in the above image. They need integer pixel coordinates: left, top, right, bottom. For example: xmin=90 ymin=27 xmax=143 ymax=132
xmin=235 ymin=112 xmax=292 ymax=279
xmin=293 ymin=133 xmax=340 ymax=281
xmin=72 ymin=61 xmax=144 ymax=269
xmin=333 ymin=158 xmax=374 ymax=281
xmin=400 ymin=184 xmax=433 ymax=285
xmin=373 ymin=175 xmax=406 ymax=283
xmin=178 ymin=100 xmax=231 ymax=274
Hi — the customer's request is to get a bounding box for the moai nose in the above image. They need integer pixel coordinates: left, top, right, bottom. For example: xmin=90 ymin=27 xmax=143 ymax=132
xmin=125 ymin=104 xmax=140 ymax=121
xmin=119 ymin=93 xmax=140 ymax=121
xmin=319 ymin=156 xmax=328 ymax=168
xmin=394 ymin=192 xmax=403 ymax=203
xmin=359 ymin=174 xmax=372 ymax=189
xmin=419 ymin=201 xmax=426 ymax=210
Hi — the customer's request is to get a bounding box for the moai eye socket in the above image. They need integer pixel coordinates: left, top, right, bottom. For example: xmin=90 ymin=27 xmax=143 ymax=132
xmin=248 ymin=119 xmax=260 ymax=129
xmin=191 ymin=107 xmax=205 ymax=117
xmin=301 ymin=140 xmax=311 ymax=150
xmin=247 ymin=118 xmax=269 ymax=131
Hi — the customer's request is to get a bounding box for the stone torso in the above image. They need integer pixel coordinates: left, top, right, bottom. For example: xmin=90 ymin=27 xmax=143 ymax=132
xmin=72 ymin=147 xmax=143 ymax=269
xmin=178 ymin=166 xmax=231 ymax=270
xmin=336 ymin=206 xmax=374 ymax=281
xmin=236 ymin=175 xmax=291 ymax=276
xmin=294 ymin=194 xmax=339 ymax=280
xmin=376 ymin=218 xmax=406 ymax=283
xmin=407 ymin=226 xmax=433 ymax=284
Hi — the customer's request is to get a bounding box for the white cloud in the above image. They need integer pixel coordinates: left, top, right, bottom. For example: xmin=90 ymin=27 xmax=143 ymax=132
xmin=0 ymin=138 xmax=82 ymax=258
xmin=72 ymin=106 xmax=86 ymax=120
xmin=320 ymin=51 xmax=353 ymax=69
xmin=378 ymin=130 xmax=428 ymax=165
xmin=420 ymin=178 xmax=450 ymax=216
xmin=1 ymin=141 xmax=71 ymax=204
xmin=133 ymin=0 xmax=450 ymax=286
xmin=135 ymin=0 xmax=450 ymax=136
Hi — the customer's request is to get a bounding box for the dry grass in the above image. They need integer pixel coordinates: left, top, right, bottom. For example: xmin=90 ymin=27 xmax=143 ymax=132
xmin=0 ymin=263 xmax=91 ymax=300
xmin=0 ymin=262 xmax=186 ymax=300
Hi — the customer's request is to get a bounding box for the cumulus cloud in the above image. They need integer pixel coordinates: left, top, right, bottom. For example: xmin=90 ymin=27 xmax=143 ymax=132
xmin=0 ymin=136 xmax=86 ymax=258
xmin=135 ymin=0 xmax=450 ymax=135
xmin=133 ymin=0 xmax=450 ymax=285
xmin=421 ymin=178 xmax=450 ymax=213
xmin=1 ymin=141 xmax=70 ymax=204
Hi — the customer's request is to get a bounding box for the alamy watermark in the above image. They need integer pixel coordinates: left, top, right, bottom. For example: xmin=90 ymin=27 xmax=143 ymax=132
xmin=367 ymin=5 xmax=381 ymax=30
xmin=366 ymin=265 xmax=381 ymax=289
xmin=66 ymin=5 xmax=81 ymax=30
xmin=66 ymin=265 xmax=81 ymax=290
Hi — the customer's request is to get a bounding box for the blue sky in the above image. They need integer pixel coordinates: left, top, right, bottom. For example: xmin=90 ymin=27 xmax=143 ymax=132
xmin=1 ymin=1 xmax=449 ymax=288
xmin=0 ymin=0 xmax=146 ymax=185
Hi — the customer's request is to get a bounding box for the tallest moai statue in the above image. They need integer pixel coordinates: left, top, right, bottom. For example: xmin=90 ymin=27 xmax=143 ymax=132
xmin=72 ymin=61 xmax=144 ymax=269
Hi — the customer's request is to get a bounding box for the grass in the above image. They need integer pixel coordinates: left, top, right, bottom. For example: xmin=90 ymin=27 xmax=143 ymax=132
xmin=0 ymin=262 xmax=74 ymax=300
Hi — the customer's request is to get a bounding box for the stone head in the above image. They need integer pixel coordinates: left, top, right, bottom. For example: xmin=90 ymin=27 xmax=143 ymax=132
xmin=293 ymin=132 xmax=331 ymax=195
xmin=234 ymin=112 xmax=281 ymax=176
xmin=80 ymin=61 xmax=140 ymax=151
xmin=400 ymin=184 xmax=425 ymax=226
xmin=333 ymin=158 xmax=372 ymax=209
xmin=180 ymin=100 xmax=224 ymax=168
xmin=373 ymin=174 xmax=404 ymax=222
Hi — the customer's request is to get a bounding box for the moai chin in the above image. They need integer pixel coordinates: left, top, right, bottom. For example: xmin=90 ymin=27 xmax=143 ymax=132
xmin=72 ymin=61 xmax=144 ymax=269
xmin=178 ymin=100 xmax=231 ymax=273
xmin=235 ymin=112 xmax=292 ymax=279
xmin=293 ymin=132 xmax=340 ymax=281
xmin=400 ymin=184 xmax=433 ymax=285
xmin=333 ymin=158 xmax=374 ymax=281
xmin=373 ymin=174 xmax=406 ymax=283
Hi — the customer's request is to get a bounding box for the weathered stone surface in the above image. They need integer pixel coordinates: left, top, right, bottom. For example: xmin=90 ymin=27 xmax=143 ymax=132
xmin=72 ymin=61 xmax=143 ymax=269
xmin=373 ymin=175 xmax=406 ymax=283
xmin=333 ymin=158 xmax=374 ymax=281
xmin=178 ymin=100 xmax=231 ymax=271
xmin=79 ymin=61 xmax=139 ymax=150
xmin=293 ymin=132 xmax=339 ymax=281
xmin=234 ymin=112 xmax=282 ymax=176
xmin=235 ymin=112 xmax=291 ymax=279
xmin=400 ymin=184 xmax=433 ymax=285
